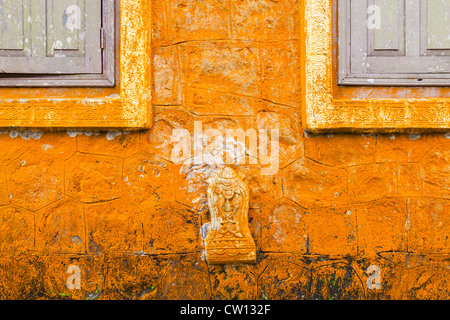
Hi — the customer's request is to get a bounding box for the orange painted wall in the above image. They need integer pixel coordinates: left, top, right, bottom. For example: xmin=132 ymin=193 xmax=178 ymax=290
xmin=0 ymin=0 xmax=449 ymax=300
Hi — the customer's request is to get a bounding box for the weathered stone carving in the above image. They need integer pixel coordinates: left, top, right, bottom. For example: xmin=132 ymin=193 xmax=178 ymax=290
xmin=204 ymin=167 xmax=256 ymax=264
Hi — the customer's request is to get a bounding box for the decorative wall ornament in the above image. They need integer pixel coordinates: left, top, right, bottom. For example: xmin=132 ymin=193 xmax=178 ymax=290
xmin=303 ymin=0 xmax=450 ymax=132
xmin=204 ymin=167 xmax=256 ymax=264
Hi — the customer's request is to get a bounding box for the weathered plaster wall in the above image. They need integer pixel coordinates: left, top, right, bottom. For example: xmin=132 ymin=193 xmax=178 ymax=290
xmin=0 ymin=0 xmax=450 ymax=300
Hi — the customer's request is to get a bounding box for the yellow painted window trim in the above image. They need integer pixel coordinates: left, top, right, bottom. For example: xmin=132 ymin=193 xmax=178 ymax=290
xmin=302 ymin=0 xmax=449 ymax=133
xmin=0 ymin=0 xmax=152 ymax=130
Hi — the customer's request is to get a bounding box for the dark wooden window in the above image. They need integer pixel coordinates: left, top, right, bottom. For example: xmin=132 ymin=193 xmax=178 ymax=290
xmin=0 ymin=0 xmax=115 ymax=87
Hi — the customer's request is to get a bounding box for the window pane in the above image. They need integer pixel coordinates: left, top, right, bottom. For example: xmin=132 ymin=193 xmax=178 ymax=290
xmin=427 ymin=0 xmax=450 ymax=50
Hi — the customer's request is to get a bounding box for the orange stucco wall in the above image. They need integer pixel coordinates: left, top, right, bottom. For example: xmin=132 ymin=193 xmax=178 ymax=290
xmin=0 ymin=0 xmax=449 ymax=300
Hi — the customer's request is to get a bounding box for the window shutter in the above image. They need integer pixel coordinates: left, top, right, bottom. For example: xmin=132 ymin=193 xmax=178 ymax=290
xmin=421 ymin=0 xmax=450 ymax=52
xmin=339 ymin=0 xmax=450 ymax=85
xmin=0 ymin=1 xmax=25 ymax=52
xmin=0 ymin=0 xmax=102 ymax=75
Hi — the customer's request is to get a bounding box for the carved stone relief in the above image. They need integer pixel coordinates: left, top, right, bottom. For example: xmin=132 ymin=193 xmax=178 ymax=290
xmin=204 ymin=167 xmax=256 ymax=264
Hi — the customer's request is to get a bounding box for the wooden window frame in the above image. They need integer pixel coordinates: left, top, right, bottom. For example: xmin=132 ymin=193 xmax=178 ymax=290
xmin=338 ymin=0 xmax=450 ymax=86
xmin=0 ymin=0 xmax=115 ymax=87
xmin=0 ymin=0 xmax=152 ymax=129
xmin=302 ymin=0 xmax=450 ymax=132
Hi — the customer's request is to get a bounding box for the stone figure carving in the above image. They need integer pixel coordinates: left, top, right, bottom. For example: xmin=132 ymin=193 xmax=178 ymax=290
xmin=204 ymin=167 xmax=256 ymax=264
